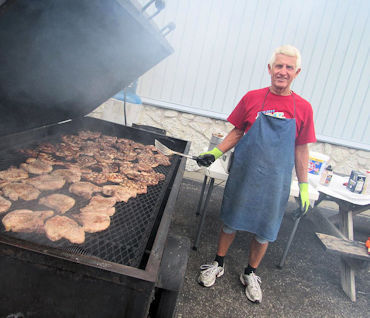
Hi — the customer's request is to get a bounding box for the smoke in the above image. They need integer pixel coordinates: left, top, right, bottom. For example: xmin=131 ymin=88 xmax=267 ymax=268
xmin=0 ymin=0 xmax=172 ymax=136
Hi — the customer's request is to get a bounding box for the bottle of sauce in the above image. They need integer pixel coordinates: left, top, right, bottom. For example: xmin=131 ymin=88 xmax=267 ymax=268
xmin=320 ymin=165 xmax=333 ymax=186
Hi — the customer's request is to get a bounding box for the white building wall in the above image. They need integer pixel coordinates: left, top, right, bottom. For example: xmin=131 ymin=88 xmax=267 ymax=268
xmin=136 ymin=0 xmax=370 ymax=151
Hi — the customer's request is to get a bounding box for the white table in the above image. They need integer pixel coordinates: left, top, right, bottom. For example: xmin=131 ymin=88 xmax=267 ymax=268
xmin=307 ymin=173 xmax=370 ymax=302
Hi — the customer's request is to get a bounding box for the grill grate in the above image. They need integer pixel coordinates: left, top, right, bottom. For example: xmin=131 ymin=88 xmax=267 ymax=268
xmin=0 ymin=123 xmax=180 ymax=268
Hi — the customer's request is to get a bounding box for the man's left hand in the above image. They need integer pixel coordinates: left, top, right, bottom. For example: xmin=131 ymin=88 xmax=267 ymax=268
xmin=298 ymin=182 xmax=310 ymax=215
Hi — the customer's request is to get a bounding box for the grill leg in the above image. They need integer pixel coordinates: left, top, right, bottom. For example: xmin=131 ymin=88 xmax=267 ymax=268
xmin=193 ymin=178 xmax=215 ymax=250
xmin=277 ymin=216 xmax=302 ymax=269
xmin=196 ymin=175 xmax=208 ymax=216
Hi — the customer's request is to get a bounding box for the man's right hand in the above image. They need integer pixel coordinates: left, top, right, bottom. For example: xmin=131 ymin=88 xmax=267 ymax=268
xmin=196 ymin=147 xmax=223 ymax=167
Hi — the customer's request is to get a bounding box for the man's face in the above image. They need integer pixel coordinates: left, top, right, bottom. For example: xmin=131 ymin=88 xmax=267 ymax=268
xmin=268 ymin=54 xmax=301 ymax=93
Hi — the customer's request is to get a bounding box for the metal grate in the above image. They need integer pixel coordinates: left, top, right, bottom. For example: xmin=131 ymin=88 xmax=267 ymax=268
xmin=0 ymin=123 xmax=180 ymax=268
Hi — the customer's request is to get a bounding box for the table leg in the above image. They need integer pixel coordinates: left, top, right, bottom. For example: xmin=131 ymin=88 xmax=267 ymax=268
xmin=338 ymin=203 xmax=356 ymax=301
xmin=196 ymin=176 xmax=208 ymax=216
xmin=193 ymin=178 xmax=215 ymax=251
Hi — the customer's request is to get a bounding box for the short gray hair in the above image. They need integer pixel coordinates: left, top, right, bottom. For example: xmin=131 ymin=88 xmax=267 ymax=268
xmin=268 ymin=45 xmax=301 ymax=70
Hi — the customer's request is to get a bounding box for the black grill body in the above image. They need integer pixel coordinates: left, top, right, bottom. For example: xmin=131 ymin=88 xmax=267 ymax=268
xmin=0 ymin=117 xmax=190 ymax=317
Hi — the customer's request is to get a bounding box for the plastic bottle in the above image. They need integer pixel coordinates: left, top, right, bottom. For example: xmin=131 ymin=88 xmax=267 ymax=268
xmin=320 ymin=165 xmax=333 ymax=186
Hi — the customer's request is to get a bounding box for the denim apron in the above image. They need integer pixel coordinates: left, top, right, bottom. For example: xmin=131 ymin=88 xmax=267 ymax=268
xmin=220 ymin=90 xmax=296 ymax=242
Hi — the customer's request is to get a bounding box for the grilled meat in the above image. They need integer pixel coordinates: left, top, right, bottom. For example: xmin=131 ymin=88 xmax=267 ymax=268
xmin=26 ymin=174 xmax=65 ymax=191
xmin=81 ymin=170 xmax=108 ymax=185
xmin=102 ymin=185 xmax=137 ymax=202
xmin=37 ymin=142 xmax=57 ymax=154
xmin=44 ymin=215 xmax=85 ymax=244
xmin=3 ymin=182 xmax=41 ymax=201
xmin=80 ymin=195 xmax=116 ymax=216
xmin=39 ymin=194 xmax=75 ymax=214
xmin=69 ymin=181 xmax=102 ymax=199
xmin=76 ymin=155 xmax=98 ymax=167
xmin=2 ymin=209 xmax=54 ymax=233
xmin=0 ymin=166 xmax=29 ymax=182
xmin=99 ymin=135 xmax=117 ymax=145
xmin=0 ymin=195 xmax=11 ymax=213
xmin=21 ymin=158 xmax=53 ymax=174
xmin=120 ymin=178 xmax=147 ymax=195
xmin=78 ymin=130 xmax=101 ymax=140
xmin=74 ymin=212 xmax=110 ymax=233
xmin=106 ymin=172 xmax=126 ymax=184
xmin=51 ymin=168 xmax=81 ymax=183
xmin=154 ymin=153 xmax=171 ymax=166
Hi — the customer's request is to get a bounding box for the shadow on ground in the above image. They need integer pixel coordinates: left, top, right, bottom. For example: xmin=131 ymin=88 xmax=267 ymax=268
xmin=169 ymin=179 xmax=370 ymax=318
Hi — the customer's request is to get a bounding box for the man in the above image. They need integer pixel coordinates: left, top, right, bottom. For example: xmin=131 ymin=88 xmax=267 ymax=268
xmin=196 ymin=45 xmax=316 ymax=304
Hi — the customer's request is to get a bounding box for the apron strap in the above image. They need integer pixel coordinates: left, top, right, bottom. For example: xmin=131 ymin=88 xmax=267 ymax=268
xmin=261 ymin=88 xmax=296 ymax=118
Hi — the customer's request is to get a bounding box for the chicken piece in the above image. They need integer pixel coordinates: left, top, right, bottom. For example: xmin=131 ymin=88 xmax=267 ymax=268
xmin=51 ymin=169 xmax=81 ymax=183
xmin=81 ymin=170 xmax=108 ymax=185
xmin=37 ymin=143 xmax=57 ymax=154
xmin=39 ymin=194 xmax=75 ymax=214
xmin=69 ymin=182 xmax=102 ymax=199
xmin=133 ymin=171 xmax=165 ymax=186
xmin=78 ymin=130 xmax=101 ymax=140
xmin=0 ymin=166 xmax=29 ymax=182
xmin=94 ymin=151 xmax=115 ymax=164
xmin=61 ymin=134 xmax=83 ymax=147
xmin=120 ymin=178 xmax=147 ymax=195
xmin=80 ymin=195 xmax=116 ymax=216
xmin=135 ymin=162 xmax=154 ymax=172
xmin=0 ymin=195 xmax=11 ymax=213
xmin=55 ymin=143 xmax=79 ymax=161
xmin=37 ymin=152 xmax=64 ymax=166
xmin=154 ymin=153 xmax=171 ymax=166
xmin=26 ymin=174 xmax=65 ymax=191
xmin=102 ymin=185 xmax=137 ymax=202
xmin=44 ymin=215 xmax=85 ymax=244
xmin=19 ymin=148 xmax=39 ymax=158
xmin=106 ymin=173 xmax=126 ymax=184
xmin=74 ymin=212 xmax=110 ymax=233
xmin=76 ymin=155 xmax=97 ymax=167
xmin=2 ymin=209 xmax=54 ymax=233
xmin=3 ymin=183 xmax=41 ymax=201
xmin=136 ymin=154 xmax=159 ymax=168
xmin=20 ymin=158 xmax=53 ymax=174
xmin=99 ymin=135 xmax=117 ymax=145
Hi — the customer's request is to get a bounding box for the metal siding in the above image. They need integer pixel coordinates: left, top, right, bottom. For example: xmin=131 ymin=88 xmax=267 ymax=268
xmin=137 ymin=0 xmax=370 ymax=150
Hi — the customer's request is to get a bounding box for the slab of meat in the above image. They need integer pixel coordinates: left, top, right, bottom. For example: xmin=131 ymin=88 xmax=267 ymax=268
xmin=78 ymin=130 xmax=101 ymax=140
xmin=98 ymin=135 xmax=117 ymax=145
xmin=69 ymin=182 xmax=102 ymax=199
xmin=102 ymin=185 xmax=137 ymax=202
xmin=106 ymin=172 xmax=126 ymax=184
xmin=80 ymin=195 xmax=116 ymax=216
xmin=3 ymin=182 xmax=41 ymax=201
xmin=39 ymin=194 xmax=75 ymax=214
xmin=21 ymin=158 xmax=53 ymax=174
xmin=26 ymin=174 xmax=65 ymax=191
xmin=36 ymin=142 xmax=57 ymax=154
xmin=74 ymin=212 xmax=110 ymax=233
xmin=120 ymin=178 xmax=147 ymax=195
xmin=0 ymin=195 xmax=11 ymax=213
xmin=44 ymin=215 xmax=85 ymax=244
xmin=51 ymin=169 xmax=81 ymax=183
xmin=76 ymin=155 xmax=98 ymax=167
xmin=81 ymin=170 xmax=108 ymax=185
xmin=2 ymin=209 xmax=54 ymax=233
xmin=154 ymin=153 xmax=171 ymax=166
xmin=0 ymin=166 xmax=29 ymax=182
xmin=37 ymin=152 xmax=64 ymax=166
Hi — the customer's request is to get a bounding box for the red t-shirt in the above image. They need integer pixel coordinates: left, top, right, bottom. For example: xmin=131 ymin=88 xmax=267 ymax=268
xmin=227 ymin=87 xmax=316 ymax=145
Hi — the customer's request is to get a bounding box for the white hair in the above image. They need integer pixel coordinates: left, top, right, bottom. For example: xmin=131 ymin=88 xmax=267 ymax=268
xmin=268 ymin=45 xmax=301 ymax=70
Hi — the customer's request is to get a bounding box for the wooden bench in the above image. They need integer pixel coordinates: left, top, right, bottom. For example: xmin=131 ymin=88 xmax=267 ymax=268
xmin=315 ymin=233 xmax=370 ymax=301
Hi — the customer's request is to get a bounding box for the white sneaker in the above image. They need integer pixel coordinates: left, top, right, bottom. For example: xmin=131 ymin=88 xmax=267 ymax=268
xmin=198 ymin=261 xmax=224 ymax=287
xmin=240 ymin=272 xmax=262 ymax=303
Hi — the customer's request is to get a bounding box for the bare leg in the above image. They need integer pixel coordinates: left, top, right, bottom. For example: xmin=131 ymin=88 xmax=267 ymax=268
xmin=248 ymin=237 xmax=268 ymax=268
xmin=217 ymin=229 xmax=236 ymax=256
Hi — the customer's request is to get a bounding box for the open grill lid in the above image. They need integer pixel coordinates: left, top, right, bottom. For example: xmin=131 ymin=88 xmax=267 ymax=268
xmin=0 ymin=0 xmax=173 ymax=137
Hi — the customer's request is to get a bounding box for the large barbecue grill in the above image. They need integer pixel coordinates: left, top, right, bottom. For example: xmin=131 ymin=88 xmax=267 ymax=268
xmin=0 ymin=1 xmax=189 ymax=317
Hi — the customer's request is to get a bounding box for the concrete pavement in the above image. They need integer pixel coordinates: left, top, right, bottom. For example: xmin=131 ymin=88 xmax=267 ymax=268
xmin=169 ymin=178 xmax=370 ymax=318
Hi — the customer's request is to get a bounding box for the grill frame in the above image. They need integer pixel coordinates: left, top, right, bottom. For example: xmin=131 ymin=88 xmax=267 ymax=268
xmin=0 ymin=116 xmax=190 ymax=317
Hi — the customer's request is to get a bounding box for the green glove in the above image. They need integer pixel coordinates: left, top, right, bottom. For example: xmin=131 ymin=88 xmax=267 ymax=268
xmin=196 ymin=147 xmax=223 ymax=167
xmin=298 ymin=182 xmax=310 ymax=214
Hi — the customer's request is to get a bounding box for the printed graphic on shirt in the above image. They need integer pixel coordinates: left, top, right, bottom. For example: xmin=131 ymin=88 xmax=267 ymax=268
xmin=256 ymin=109 xmax=286 ymax=119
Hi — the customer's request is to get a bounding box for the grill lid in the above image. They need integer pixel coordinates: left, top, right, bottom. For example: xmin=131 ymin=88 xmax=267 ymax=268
xmin=0 ymin=0 xmax=173 ymax=137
